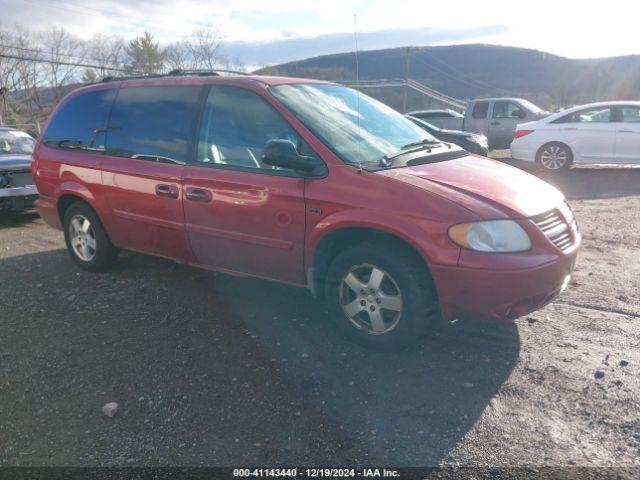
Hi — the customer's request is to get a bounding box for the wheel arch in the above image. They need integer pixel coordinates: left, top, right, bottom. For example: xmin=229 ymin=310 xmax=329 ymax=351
xmin=55 ymin=182 xmax=97 ymax=223
xmin=535 ymin=141 xmax=574 ymax=166
xmin=308 ymin=225 xmax=433 ymax=299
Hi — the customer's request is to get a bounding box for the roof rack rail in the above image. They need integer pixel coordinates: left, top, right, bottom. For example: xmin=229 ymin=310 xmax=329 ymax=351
xmin=101 ymin=68 xmax=251 ymax=83
xmin=168 ymin=68 xmax=251 ymax=77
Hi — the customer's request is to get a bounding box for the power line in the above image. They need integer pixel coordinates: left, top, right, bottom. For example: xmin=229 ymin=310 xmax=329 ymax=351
xmin=416 ymin=48 xmax=511 ymax=95
xmin=0 ymin=42 xmax=91 ymax=66
xmin=0 ymin=52 xmax=138 ymax=74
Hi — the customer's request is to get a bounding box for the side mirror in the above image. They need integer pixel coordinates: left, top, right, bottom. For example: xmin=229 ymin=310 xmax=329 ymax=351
xmin=261 ymin=139 xmax=320 ymax=174
xmin=512 ymin=109 xmax=526 ymax=119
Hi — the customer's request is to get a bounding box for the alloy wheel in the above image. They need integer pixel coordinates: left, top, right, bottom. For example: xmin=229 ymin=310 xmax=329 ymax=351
xmin=339 ymin=263 xmax=404 ymax=335
xmin=540 ymin=145 xmax=568 ymax=170
xmin=69 ymin=214 xmax=97 ymax=262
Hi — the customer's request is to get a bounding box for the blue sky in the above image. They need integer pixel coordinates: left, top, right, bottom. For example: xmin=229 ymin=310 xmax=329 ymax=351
xmin=1 ymin=0 xmax=638 ymax=65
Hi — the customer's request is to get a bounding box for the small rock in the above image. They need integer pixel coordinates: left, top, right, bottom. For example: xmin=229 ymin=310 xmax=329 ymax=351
xmin=619 ymin=360 xmax=629 ymax=367
xmin=594 ymin=371 xmax=605 ymax=380
xmin=67 ymin=294 xmax=76 ymax=302
xmin=463 ymin=382 xmax=474 ymax=388
xmin=101 ymin=402 xmax=119 ymax=417
xmin=301 ymin=353 xmax=309 ymax=358
xmin=294 ymin=411 xmax=301 ymax=416
xmin=527 ymin=317 xmax=537 ymax=325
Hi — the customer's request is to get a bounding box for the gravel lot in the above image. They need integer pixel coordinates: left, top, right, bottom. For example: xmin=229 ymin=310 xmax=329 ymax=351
xmin=1 ymin=165 xmax=639 ymax=471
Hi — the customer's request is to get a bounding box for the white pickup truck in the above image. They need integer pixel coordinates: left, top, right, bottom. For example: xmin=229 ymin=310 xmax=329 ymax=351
xmin=408 ymin=98 xmax=549 ymax=151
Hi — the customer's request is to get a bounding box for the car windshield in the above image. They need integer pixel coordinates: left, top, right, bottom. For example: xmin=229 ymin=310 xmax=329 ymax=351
xmin=0 ymin=130 xmax=35 ymax=155
xmin=271 ymin=83 xmax=439 ymax=165
xmin=519 ymin=99 xmax=543 ymax=114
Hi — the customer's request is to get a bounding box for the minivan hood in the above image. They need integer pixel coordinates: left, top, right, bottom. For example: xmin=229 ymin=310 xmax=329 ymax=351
xmin=376 ymin=155 xmax=563 ymax=218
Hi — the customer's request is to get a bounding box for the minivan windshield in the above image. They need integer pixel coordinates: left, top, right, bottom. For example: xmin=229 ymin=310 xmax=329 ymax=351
xmin=271 ymin=83 xmax=440 ymax=166
xmin=0 ymin=130 xmax=35 ymax=155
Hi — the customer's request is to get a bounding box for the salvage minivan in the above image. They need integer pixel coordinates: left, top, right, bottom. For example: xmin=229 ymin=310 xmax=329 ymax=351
xmin=32 ymin=73 xmax=580 ymax=348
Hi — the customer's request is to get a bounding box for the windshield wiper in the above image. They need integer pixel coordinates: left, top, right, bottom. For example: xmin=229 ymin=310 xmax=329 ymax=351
xmin=400 ymin=139 xmax=442 ymax=150
xmin=379 ymin=139 xmax=443 ymax=167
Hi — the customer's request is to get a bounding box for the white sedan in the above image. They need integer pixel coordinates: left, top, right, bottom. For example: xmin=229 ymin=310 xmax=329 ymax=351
xmin=511 ymin=101 xmax=640 ymax=171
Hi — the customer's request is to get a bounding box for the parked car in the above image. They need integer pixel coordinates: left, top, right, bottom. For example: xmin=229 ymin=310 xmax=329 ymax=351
xmin=409 ymin=99 xmax=548 ymax=150
xmin=405 ymin=109 xmax=464 ymax=130
xmin=406 ymin=115 xmax=489 ymax=156
xmin=463 ymin=98 xmax=549 ymax=150
xmin=33 ymin=74 xmax=580 ymax=348
xmin=0 ymin=127 xmax=38 ymax=212
xmin=511 ymin=101 xmax=640 ymax=172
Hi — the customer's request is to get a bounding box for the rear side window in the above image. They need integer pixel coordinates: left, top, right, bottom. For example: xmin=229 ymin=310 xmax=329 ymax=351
xmin=619 ymin=106 xmax=640 ymax=123
xmin=43 ymin=89 xmax=116 ymax=150
xmin=106 ymin=86 xmax=203 ymax=164
xmin=554 ymin=107 xmax=612 ymax=124
xmin=472 ymin=102 xmax=489 ymax=119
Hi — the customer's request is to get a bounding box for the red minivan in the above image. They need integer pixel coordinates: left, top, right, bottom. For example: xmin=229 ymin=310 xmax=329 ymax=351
xmin=32 ymin=73 xmax=580 ymax=348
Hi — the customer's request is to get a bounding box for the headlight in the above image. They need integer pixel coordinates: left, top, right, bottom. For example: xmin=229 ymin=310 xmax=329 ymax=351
xmin=467 ymin=135 xmax=488 ymax=146
xmin=448 ymin=220 xmax=531 ymax=253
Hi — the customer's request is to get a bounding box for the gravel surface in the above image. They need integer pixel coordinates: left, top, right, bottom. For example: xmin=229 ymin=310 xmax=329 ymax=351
xmin=0 ymin=166 xmax=639 ymax=471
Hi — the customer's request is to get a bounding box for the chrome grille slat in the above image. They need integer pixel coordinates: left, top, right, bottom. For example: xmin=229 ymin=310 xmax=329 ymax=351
xmin=531 ymin=206 xmax=576 ymax=252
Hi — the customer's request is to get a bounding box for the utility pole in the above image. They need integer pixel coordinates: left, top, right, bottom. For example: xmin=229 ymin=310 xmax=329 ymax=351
xmin=0 ymin=87 xmax=7 ymax=126
xmin=402 ymin=47 xmax=410 ymax=113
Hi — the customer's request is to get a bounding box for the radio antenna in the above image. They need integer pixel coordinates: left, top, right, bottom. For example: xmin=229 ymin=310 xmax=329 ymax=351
xmin=353 ymin=13 xmax=363 ymax=173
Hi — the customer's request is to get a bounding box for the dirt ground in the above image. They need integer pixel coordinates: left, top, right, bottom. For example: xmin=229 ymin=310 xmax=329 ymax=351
xmin=0 ymin=165 xmax=639 ymax=472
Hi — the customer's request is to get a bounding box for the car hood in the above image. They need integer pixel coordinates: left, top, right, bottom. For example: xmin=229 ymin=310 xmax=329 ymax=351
xmin=439 ymin=128 xmax=481 ymax=138
xmin=376 ymin=154 xmax=563 ymax=218
xmin=0 ymin=154 xmax=32 ymax=172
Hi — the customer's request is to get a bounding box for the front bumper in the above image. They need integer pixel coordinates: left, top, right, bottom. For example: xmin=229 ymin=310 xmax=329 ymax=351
xmin=431 ymin=246 xmax=578 ymax=322
xmin=0 ymin=185 xmax=38 ymax=211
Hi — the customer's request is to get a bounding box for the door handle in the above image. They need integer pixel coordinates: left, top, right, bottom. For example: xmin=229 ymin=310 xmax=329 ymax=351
xmin=185 ymin=187 xmax=213 ymax=203
xmin=490 ymin=121 xmax=500 ymax=126
xmin=155 ymin=184 xmax=179 ymax=199
xmin=619 ymin=130 xmax=633 ymax=133
xmin=563 ymin=127 xmax=578 ymax=131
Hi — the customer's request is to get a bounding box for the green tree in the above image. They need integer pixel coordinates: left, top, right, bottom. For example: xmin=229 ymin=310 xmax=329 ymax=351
xmin=82 ymin=68 xmax=98 ymax=84
xmin=125 ymin=32 xmax=166 ymax=75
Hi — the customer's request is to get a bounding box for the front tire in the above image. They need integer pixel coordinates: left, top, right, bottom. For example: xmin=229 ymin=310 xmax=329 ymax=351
xmin=537 ymin=142 xmax=573 ymax=172
xmin=324 ymin=241 xmax=440 ymax=349
xmin=63 ymin=202 xmax=118 ymax=272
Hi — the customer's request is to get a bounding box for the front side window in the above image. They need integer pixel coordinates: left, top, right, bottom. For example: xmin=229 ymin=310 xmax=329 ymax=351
xmin=492 ymin=101 xmax=525 ymax=119
xmin=43 ymin=89 xmax=116 ymax=150
xmin=0 ymin=130 xmax=35 ymax=155
xmin=271 ymin=83 xmax=437 ymax=165
xmin=472 ymin=102 xmax=489 ymax=119
xmin=106 ymin=86 xmax=203 ymax=163
xmin=196 ymin=86 xmax=317 ymax=172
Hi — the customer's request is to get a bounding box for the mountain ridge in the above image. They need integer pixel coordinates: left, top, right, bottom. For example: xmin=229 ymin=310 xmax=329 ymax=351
xmin=257 ymin=44 xmax=640 ymax=110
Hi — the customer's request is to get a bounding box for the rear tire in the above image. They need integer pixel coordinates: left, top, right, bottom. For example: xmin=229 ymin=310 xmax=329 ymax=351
xmin=537 ymin=142 xmax=573 ymax=172
xmin=324 ymin=241 xmax=440 ymax=350
xmin=63 ymin=202 xmax=118 ymax=272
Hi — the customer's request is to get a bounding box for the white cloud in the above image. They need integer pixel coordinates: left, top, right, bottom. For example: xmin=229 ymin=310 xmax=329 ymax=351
xmin=0 ymin=0 xmax=638 ymax=59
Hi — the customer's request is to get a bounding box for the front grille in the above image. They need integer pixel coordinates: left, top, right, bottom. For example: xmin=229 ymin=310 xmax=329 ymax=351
xmin=531 ymin=206 xmax=578 ymax=252
xmin=6 ymin=171 xmax=34 ymax=188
